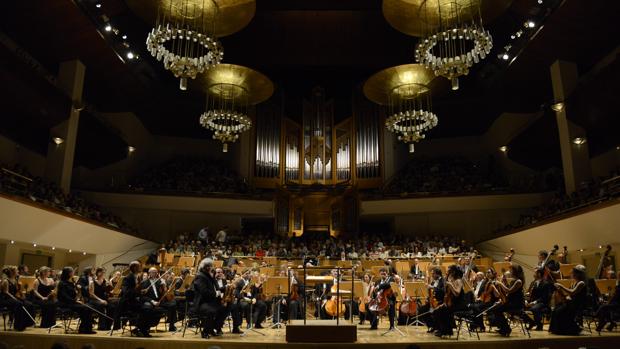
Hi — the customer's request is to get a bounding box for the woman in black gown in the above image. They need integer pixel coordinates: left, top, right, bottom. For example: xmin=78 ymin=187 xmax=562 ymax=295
xmin=31 ymin=266 xmax=57 ymax=328
xmin=549 ymin=264 xmax=587 ymax=335
xmin=432 ymin=265 xmax=467 ymax=337
xmin=90 ymin=267 xmax=117 ymax=330
xmin=0 ymin=265 xmax=35 ymax=331
xmin=57 ymin=266 xmax=95 ymax=334
xmin=488 ymin=264 xmax=525 ymax=336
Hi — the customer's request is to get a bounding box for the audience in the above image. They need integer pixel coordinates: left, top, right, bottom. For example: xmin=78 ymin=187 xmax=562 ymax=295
xmin=127 ymin=157 xmax=248 ymax=195
xmin=0 ymin=164 xmax=138 ymax=234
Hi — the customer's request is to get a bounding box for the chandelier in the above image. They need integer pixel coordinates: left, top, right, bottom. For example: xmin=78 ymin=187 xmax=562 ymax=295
xmin=198 ymin=64 xmax=274 ymax=153
xmin=146 ymin=0 xmax=223 ymax=90
xmin=386 ymin=83 xmax=438 ymax=153
xmin=364 ymin=64 xmax=438 ymax=153
xmin=200 ymin=83 xmax=251 ymax=152
xmin=413 ymin=0 xmax=493 ymax=90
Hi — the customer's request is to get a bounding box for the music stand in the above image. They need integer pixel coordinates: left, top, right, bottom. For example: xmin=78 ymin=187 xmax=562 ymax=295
xmin=177 ymin=256 xmax=195 ymax=268
xmin=264 ymin=277 xmax=288 ymax=329
xmin=404 ymin=282 xmax=427 ymax=327
xmin=381 ymin=282 xmax=405 ymax=337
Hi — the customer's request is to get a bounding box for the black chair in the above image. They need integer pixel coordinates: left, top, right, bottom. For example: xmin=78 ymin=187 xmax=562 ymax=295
xmin=505 ymin=310 xmax=531 ymax=338
xmin=48 ymin=307 xmax=80 ymax=334
xmin=454 ymin=311 xmax=480 ymax=340
xmin=0 ymin=306 xmax=12 ymax=331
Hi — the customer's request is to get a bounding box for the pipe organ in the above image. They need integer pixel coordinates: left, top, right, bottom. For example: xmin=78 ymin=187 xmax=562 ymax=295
xmin=254 ymin=103 xmax=281 ymax=178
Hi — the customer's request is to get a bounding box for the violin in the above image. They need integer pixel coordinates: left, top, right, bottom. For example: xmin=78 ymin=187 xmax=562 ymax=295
xmin=222 ymin=280 xmax=236 ymax=305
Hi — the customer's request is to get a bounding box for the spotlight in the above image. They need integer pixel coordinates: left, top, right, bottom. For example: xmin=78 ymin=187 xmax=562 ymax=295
xmin=83 ymin=252 xmax=87 ymax=255
xmin=551 ymin=102 xmax=564 ymax=112
xmin=128 ymin=146 xmax=136 ymax=153
xmin=616 ymin=146 xmax=620 ymax=150
xmin=69 ymin=249 xmax=72 ymax=253
xmin=10 ymin=240 xmax=14 ymax=244
xmin=126 ymin=51 xmax=135 ymax=60
xmin=33 ymin=243 xmax=37 ymax=247
xmin=572 ymin=137 xmax=587 ymax=145
xmin=499 ymin=145 xmax=508 ymax=153
xmin=579 ymin=248 xmax=584 ymax=252
xmin=502 ymin=53 xmax=509 ymax=61
xmin=95 ymin=3 xmax=102 ymax=8
xmin=526 ymin=21 xmax=536 ymax=28
xmin=52 ymin=247 xmax=56 ymax=250
xmin=104 ymin=24 xmax=112 ymax=32
xmin=538 ymin=0 xmax=543 ymax=4
xmin=122 ymin=35 xmax=127 ymax=40
xmin=53 ymin=137 xmax=64 ymax=145
xmin=510 ymin=35 xmax=516 ymax=39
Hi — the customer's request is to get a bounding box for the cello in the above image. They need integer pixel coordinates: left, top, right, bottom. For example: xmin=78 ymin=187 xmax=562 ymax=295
xmin=368 ymin=275 xmax=394 ymax=316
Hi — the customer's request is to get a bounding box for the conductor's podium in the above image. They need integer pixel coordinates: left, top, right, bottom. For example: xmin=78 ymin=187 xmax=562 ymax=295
xmin=286 ymin=319 xmax=357 ymax=343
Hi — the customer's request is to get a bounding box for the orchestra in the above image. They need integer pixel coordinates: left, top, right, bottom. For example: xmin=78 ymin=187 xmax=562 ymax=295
xmin=1 ymin=245 xmax=618 ymax=341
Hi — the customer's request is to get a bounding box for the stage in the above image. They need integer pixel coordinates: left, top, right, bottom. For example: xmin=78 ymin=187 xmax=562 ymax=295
xmin=2 ymin=322 xmax=619 ymax=349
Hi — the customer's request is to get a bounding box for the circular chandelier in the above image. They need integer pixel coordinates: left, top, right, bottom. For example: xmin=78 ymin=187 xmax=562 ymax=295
xmin=200 ymin=83 xmax=251 ymax=152
xmin=414 ymin=0 xmax=492 ymax=90
xmin=364 ymin=64 xmax=438 ymax=153
xmin=146 ymin=0 xmax=223 ymax=90
xmin=386 ymin=83 xmax=438 ymax=153
xmin=198 ymin=64 xmax=274 ymax=153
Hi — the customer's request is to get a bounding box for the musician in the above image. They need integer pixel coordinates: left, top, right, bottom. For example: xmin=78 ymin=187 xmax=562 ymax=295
xmin=109 ymin=271 xmax=122 ymax=289
xmin=596 ymin=280 xmax=620 ymax=332
xmin=538 ymin=250 xmax=560 ymax=278
xmin=368 ymin=267 xmax=396 ymax=330
xmin=215 ymin=267 xmax=243 ymax=334
xmin=282 ymin=269 xmax=301 ymax=321
xmin=119 ymin=261 xmax=159 ymax=337
xmin=525 ymin=267 xmax=553 ymax=331
xmin=57 ymin=266 xmax=95 ymax=334
xmin=140 ymin=267 xmax=176 ymax=332
xmin=409 ymin=259 xmax=424 ymax=280
xmin=432 ymin=265 xmax=467 ymax=337
xmin=1 ymin=265 xmax=35 ymax=331
xmin=323 ymin=268 xmax=351 ymax=320
xmin=91 ymin=267 xmax=117 ymax=330
xmin=77 ymin=267 xmax=94 ymax=303
xmin=359 ymin=273 xmax=373 ymax=325
xmin=418 ymin=267 xmax=444 ymax=331
xmin=469 ymin=268 xmax=497 ymax=332
xmin=488 ymin=264 xmax=525 ymax=337
xmin=173 ymin=268 xmax=191 ymax=321
xmin=31 ymin=266 xmax=57 ymax=328
xmin=549 ymin=265 xmax=588 ymax=335
xmin=193 ymin=258 xmax=226 ymax=338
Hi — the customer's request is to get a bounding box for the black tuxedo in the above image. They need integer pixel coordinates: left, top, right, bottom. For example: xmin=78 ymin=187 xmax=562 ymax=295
xmin=192 ymin=271 xmax=225 ymax=334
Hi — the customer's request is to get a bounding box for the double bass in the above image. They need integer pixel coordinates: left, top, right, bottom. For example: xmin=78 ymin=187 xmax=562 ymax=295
xmin=595 ymin=245 xmax=613 ymax=279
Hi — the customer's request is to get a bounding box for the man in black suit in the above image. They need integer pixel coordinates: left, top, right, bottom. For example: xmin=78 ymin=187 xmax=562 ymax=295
xmin=526 ymin=267 xmax=554 ymax=330
xmin=418 ymin=267 xmax=444 ymax=331
xmin=119 ymin=261 xmax=160 ymax=337
xmin=368 ymin=268 xmax=396 ymax=330
xmin=140 ymin=267 xmax=176 ymax=331
xmin=192 ymin=258 xmax=225 ymax=338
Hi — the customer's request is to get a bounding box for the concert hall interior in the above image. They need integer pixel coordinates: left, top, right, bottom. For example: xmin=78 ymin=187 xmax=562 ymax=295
xmin=1 ymin=0 xmax=619 ymax=349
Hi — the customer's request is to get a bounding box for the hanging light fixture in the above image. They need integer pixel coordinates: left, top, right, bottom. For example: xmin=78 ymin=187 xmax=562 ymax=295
xmin=414 ymin=0 xmax=492 ymax=90
xmin=383 ymin=1 xmax=512 ymax=90
xmin=145 ymin=0 xmax=223 ymax=90
xmin=364 ymin=64 xmax=439 ymax=153
xmin=198 ymin=64 xmax=273 ymax=152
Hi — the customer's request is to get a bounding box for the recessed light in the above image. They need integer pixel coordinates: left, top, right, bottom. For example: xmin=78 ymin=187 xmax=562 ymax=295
xmin=526 ymin=21 xmax=536 ymax=28
xmin=122 ymin=35 xmax=127 ymax=40
xmin=96 ymin=3 xmax=102 ymax=8
xmin=104 ymin=24 xmax=112 ymax=32
xmin=33 ymin=243 xmax=37 ymax=247
xmin=510 ymin=35 xmax=516 ymax=40
xmin=83 ymin=252 xmax=87 ymax=255
xmin=52 ymin=247 xmax=56 ymax=250
xmin=572 ymin=137 xmax=587 ymax=145
xmin=502 ymin=53 xmax=509 ymax=60
xmin=551 ymin=102 xmax=564 ymax=112
xmin=127 ymin=52 xmax=135 ymax=59
xmin=10 ymin=240 xmax=15 ymax=244
xmin=68 ymin=249 xmax=72 ymax=253
xmin=499 ymin=146 xmax=508 ymax=152
xmin=128 ymin=146 xmax=136 ymax=153
xmin=53 ymin=137 xmax=64 ymax=145
xmin=537 ymin=0 xmax=543 ymax=4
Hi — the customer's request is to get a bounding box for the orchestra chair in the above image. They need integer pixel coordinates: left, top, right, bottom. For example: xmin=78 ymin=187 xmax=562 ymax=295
xmin=505 ymin=310 xmax=531 ymax=338
xmin=1 ymin=305 xmax=12 ymax=331
xmin=454 ymin=310 xmax=480 ymax=340
xmin=48 ymin=307 xmax=81 ymax=334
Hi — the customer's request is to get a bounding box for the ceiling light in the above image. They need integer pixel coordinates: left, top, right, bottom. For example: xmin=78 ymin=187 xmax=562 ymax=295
xmin=538 ymin=0 xmax=543 ymax=4
xmin=526 ymin=21 xmax=536 ymax=28
xmin=83 ymin=252 xmax=87 ymax=255
xmin=502 ymin=53 xmax=510 ymax=61
xmin=52 ymin=247 xmax=56 ymax=250
xmin=53 ymin=137 xmax=64 ymax=145
xmin=499 ymin=145 xmax=508 ymax=153
xmin=122 ymin=35 xmax=127 ymax=40
xmin=104 ymin=24 xmax=112 ymax=32
xmin=128 ymin=146 xmax=136 ymax=153
xmin=616 ymin=146 xmax=620 ymax=150
xmin=551 ymin=102 xmax=564 ymax=112
xmin=572 ymin=137 xmax=587 ymax=145
xmin=33 ymin=243 xmax=37 ymax=247
xmin=578 ymin=248 xmax=584 ymax=252
xmin=510 ymin=35 xmax=516 ymax=40
xmin=126 ymin=52 xmax=135 ymax=60
xmin=68 ymin=249 xmax=72 ymax=253
xmin=10 ymin=240 xmax=14 ymax=244
xmin=95 ymin=3 xmax=102 ymax=8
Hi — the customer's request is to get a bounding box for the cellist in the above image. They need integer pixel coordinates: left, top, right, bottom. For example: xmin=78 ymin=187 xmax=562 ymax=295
xmin=368 ymin=267 xmax=396 ymax=330
xmin=418 ymin=266 xmax=444 ymax=332
xmin=432 ymin=265 xmax=466 ymax=337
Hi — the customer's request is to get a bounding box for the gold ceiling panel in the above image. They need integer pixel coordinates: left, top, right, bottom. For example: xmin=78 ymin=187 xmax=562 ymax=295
xmin=363 ymin=64 xmax=437 ymax=105
xmin=196 ymin=64 xmax=274 ymax=105
xmin=126 ymin=0 xmax=255 ymax=37
xmin=382 ymin=0 xmax=513 ymax=37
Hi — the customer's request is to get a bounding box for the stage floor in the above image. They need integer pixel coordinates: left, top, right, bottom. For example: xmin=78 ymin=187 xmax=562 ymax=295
xmin=2 ymin=322 xmax=620 ymax=349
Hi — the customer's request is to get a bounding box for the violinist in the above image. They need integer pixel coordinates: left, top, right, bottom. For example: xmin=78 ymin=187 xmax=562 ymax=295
xmin=251 ymin=273 xmax=268 ymax=327
xmin=282 ymin=269 xmax=301 ymax=321
xmin=1 ymin=265 xmax=35 ymax=331
xmin=359 ymin=273 xmax=373 ymax=325
xmin=432 ymin=265 xmax=466 ymax=337
xmin=32 ymin=266 xmax=57 ymax=328
xmin=215 ymin=267 xmax=243 ymax=334
xmin=173 ymin=268 xmax=191 ymax=321
xmin=140 ymin=267 xmax=176 ymax=332
xmin=57 ymin=266 xmax=95 ymax=334
xmin=549 ymin=264 xmax=587 ymax=335
xmin=91 ymin=267 xmax=117 ymax=330
xmin=235 ymin=270 xmax=261 ymax=328
xmin=488 ymin=264 xmax=525 ymax=337
xmin=368 ymin=267 xmax=395 ymax=330
xmin=77 ymin=267 xmax=94 ymax=306
xmin=595 ymin=280 xmax=620 ymax=332
xmin=525 ymin=267 xmax=553 ymax=331
xmin=469 ymin=269 xmax=497 ymax=332
xmin=119 ymin=261 xmax=158 ymax=337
